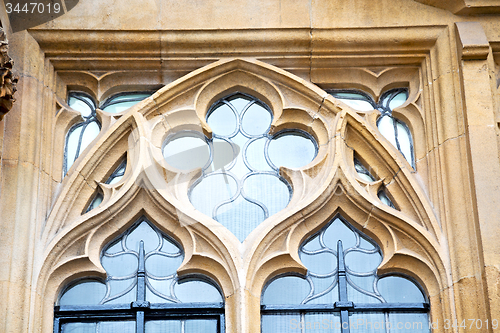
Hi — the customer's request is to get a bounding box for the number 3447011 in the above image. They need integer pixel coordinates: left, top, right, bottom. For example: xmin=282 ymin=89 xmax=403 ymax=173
xmin=5 ymin=2 xmax=61 ymax=14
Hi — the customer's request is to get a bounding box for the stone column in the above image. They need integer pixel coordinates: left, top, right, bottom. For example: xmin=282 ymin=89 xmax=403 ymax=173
xmin=455 ymin=21 xmax=500 ymax=328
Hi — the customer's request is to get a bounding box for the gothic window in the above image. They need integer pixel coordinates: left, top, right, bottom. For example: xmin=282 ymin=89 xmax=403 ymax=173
xmin=261 ymin=216 xmax=429 ymax=332
xmin=329 ymin=89 xmax=415 ymax=168
xmin=54 ymin=218 xmax=224 ymax=333
xmin=163 ymin=93 xmax=318 ymax=242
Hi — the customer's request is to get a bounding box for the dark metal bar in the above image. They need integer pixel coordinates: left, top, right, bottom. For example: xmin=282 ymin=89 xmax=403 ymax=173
xmin=136 ymin=241 xmax=147 ymax=333
xmin=337 ymin=240 xmax=350 ymax=333
xmin=261 ymin=303 xmax=429 ymax=313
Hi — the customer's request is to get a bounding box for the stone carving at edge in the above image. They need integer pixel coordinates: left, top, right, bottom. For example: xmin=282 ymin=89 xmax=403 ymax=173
xmin=0 ymin=27 xmax=17 ymax=121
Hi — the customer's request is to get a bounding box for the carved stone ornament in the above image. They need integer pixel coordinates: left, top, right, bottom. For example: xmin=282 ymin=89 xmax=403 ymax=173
xmin=0 ymin=27 xmax=17 ymax=121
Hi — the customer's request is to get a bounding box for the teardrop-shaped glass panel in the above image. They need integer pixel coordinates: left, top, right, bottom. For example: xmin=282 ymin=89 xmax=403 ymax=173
xmin=396 ymin=121 xmax=413 ymax=165
xmin=268 ymin=132 xmax=316 ymax=169
xmin=388 ymin=91 xmax=408 ymax=110
xmin=207 ymin=103 xmax=238 ymax=136
xmin=241 ymin=102 xmax=272 ymax=136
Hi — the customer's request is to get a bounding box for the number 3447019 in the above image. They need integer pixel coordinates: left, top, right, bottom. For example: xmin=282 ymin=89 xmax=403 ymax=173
xmin=443 ymin=319 xmax=498 ymax=330
xmin=5 ymin=2 xmax=61 ymax=14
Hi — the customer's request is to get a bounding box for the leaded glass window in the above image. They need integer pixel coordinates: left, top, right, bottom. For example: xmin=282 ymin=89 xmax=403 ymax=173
xmin=163 ymin=93 xmax=318 ymax=242
xmin=85 ymin=158 xmax=127 ymax=213
xmin=261 ymin=216 xmax=429 ymax=333
xmin=64 ymin=93 xmax=101 ymax=175
xmin=64 ymin=92 xmax=154 ymax=176
xmin=329 ymin=89 xmax=415 ymax=168
xmin=55 ymin=218 xmax=224 ymax=333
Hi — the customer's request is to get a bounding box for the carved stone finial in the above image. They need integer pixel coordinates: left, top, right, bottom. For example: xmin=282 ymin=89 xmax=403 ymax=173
xmin=0 ymin=28 xmax=18 ymax=121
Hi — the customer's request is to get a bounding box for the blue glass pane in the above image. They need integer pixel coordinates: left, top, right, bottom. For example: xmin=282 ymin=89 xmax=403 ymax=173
xmin=174 ymin=280 xmax=222 ymax=303
xmin=207 ymin=103 xmax=237 ymax=136
xmin=389 ymin=313 xmax=429 ymax=332
xmin=125 ymin=221 xmax=161 ymax=253
xmin=185 ymin=319 xmax=218 ymax=333
xmin=68 ymin=96 xmax=93 ymax=117
xmin=79 ymin=121 xmax=100 ymax=154
xmin=262 ymin=276 xmax=310 ymax=305
xmin=245 ymin=138 xmax=272 ymax=171
xmin=268 ymin=133 xmax=316 ymax=169
xmin=146 ymin=253 xmax=182 ymax=277
xmin=262 ymin=313 xmax=301 ymax=333
xmin=216 ymin=196 xmax=265 ymax=242
xmin=59 ymin=281 xmax=106 ymax=306
xmin=163 ymin=135 xmax=210 ymax=170
xmin=102 ymin=253 xmax=138 ymax=277
xmin=62 ymin=322 xmax=96 ymax=333
xmin=65 ymin=125 xmax=83 ymax=170
xmin=304 ymin=313 xmax=342 ymax=333
xmin=97 ymin=321 xmax=135 ymax=333
xmin=241 ymin=103 xmax=272 ymax=136
xmin=377 ymin=276 xmax=425 ymax=303
xmin=349 ymin=313 xmax=386 ymax=332
xmin=145 ymin=320 xmax=181 ymax=333
xmin=388 ymin=92 xmax=408 ymax=110
xmin=242 ymin=174 xmax=290 ymax=216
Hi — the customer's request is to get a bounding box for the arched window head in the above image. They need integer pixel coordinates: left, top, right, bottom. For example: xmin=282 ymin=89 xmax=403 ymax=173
xmin=64 ymin=91 xmax=154 ymax=176
xmin=261 ymin=216 xmax=429 ymax=332
xmin=55 ymin=218 xmax=224 ymax=333
xmin=162 ymin=93 xmax=318 ymax=242
xmin=329 ymin=89 xmax=415 ymax=168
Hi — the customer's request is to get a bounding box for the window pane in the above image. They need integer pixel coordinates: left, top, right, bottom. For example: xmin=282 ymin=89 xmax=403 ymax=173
xmin=262 ymin=313 xmax=301 ymax=333
xmin=241 ymin=102 xmax=272 ymax=136
xmin=145 ymin=320 xmax=181 ymax=333
xmin=65 ymin=125 xmax=83 ymax=170
xmin=62 ymin=322 xmax=96 ymax=333
xmin=349 ymin=313 xmax=386 ymax=332
xmin=337 ymin=98 xmax=374 ymax=111
xmin=101 ymin=253 xmax=138 ymax=277
xmin=185 ymin=319 xmax=218 ymax=333
xmin=396 ymin=121 xmax=413 ymax=165
xmin=79 ymin=121 xmax=100 ymax=154
xmin=389 ymin=313 xmax=429 ymax=333
xmin=268 ymin=132 xmax=316 ymax=169
xmin=304 ymin=313 xmax=342 ymax=332
xmin=207 ymin=103 xmax=238 ymax=136
xmin=68 ymin=96 xmax=93 ymax=117
xmin=97 ymin=321 xmax=135 ymax=333
xmin=262 ymin=276 xmax=310 ymax=305
xmin=163 ymin=135 xmax=210 ymax=170
xmin=59 ymin=281 xmax=106 ymax=306
xmin=377 ymin=115 xmax=397 ymax=148
xmin=242 ymin=174 xmax=290 ymax=216
xmin=377 ymin=276 xmax=425 ymax=303
xmin=87 ymin=193 xmax=103 ymax=211
xmin=175 ymin=280 xmax=223 ymax=303
xmin=388 ymin=91 xmax=408 ymax=110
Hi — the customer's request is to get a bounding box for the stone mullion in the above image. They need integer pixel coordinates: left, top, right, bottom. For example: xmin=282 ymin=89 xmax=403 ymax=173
xmin=454 ymin=22 xmax=500 ymax=331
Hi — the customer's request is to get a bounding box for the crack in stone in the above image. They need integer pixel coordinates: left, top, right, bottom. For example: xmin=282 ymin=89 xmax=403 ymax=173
xmin=418 ymin=133 xmax=465 ymax=163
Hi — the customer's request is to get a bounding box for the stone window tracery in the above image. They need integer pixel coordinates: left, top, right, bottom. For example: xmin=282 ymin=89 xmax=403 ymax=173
xmin=55 ymin=218 xmax=224 ymax=333
xmin=261 ymin=216 xmax=429 ymax=333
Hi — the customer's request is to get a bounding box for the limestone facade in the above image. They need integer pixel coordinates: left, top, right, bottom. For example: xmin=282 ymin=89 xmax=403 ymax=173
xmin=1 ymin=0 xmax=500 ymax=332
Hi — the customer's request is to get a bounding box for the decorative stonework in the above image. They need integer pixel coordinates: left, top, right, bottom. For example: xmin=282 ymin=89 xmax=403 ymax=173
xmin=0 ymin=27 xmax=17 ymax=121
